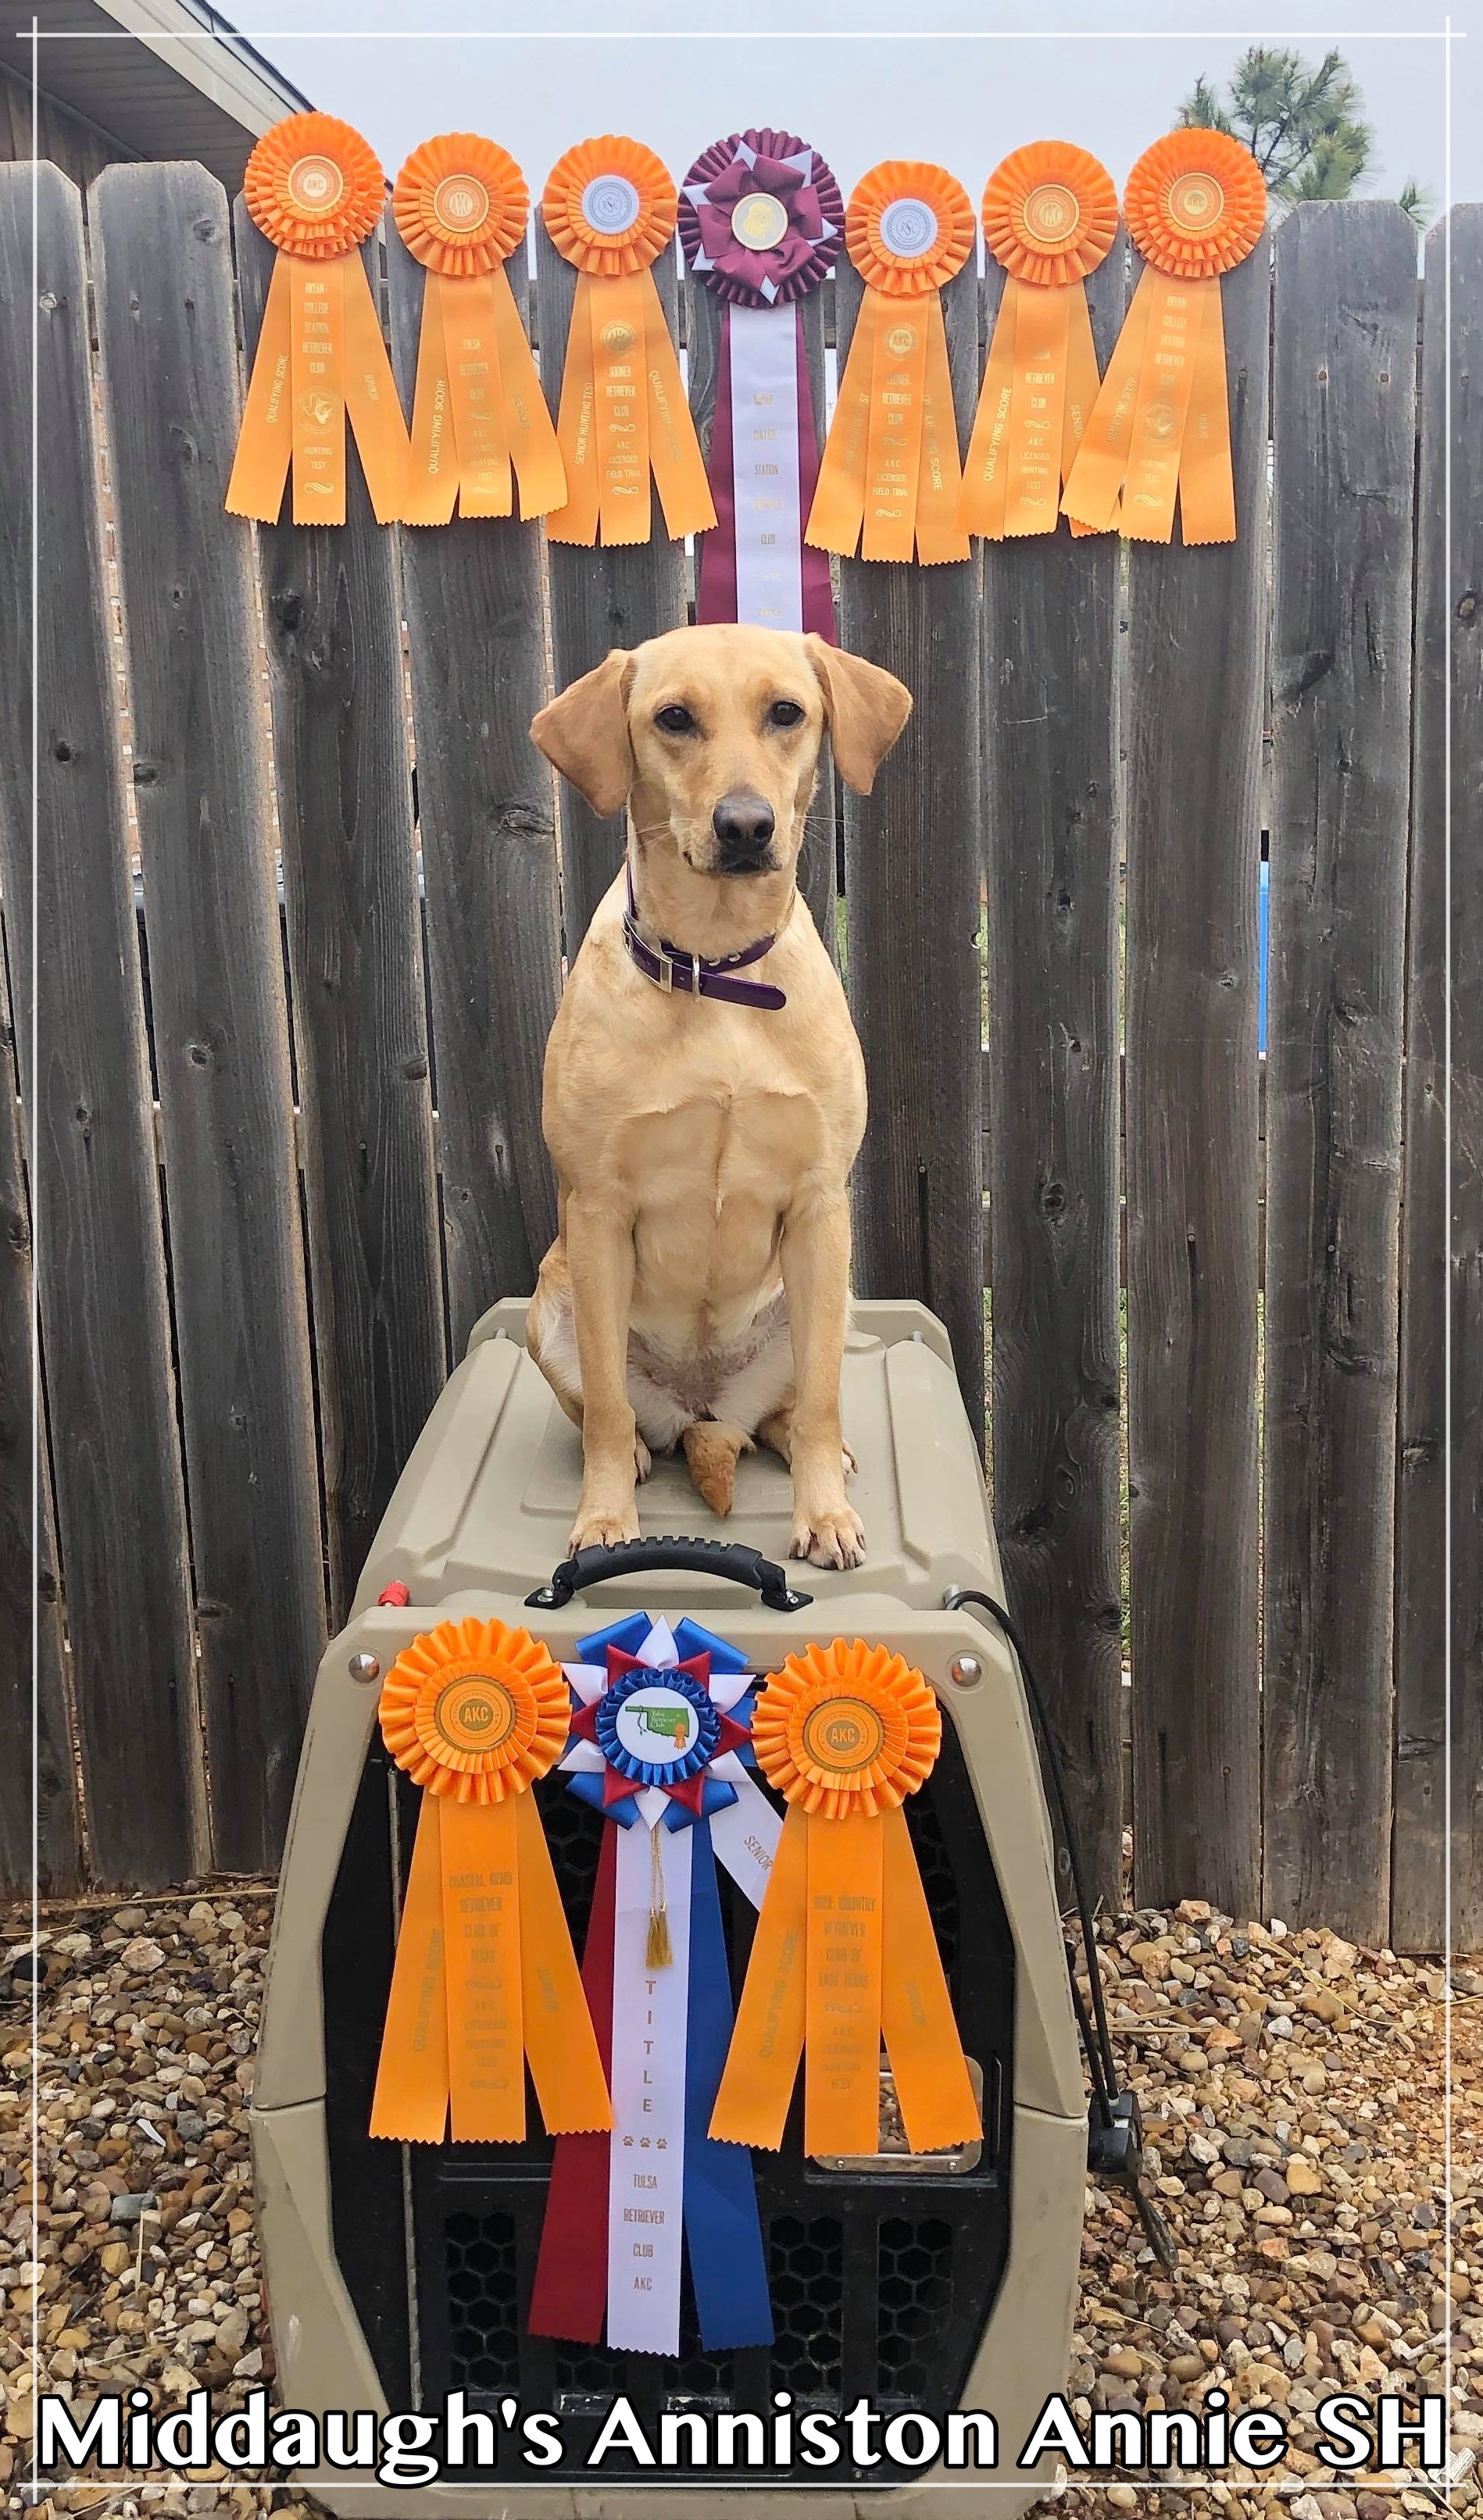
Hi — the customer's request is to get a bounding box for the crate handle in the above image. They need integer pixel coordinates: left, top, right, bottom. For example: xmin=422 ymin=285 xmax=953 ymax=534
xmin=525 ymin=1536 xmax=813 ymax=1614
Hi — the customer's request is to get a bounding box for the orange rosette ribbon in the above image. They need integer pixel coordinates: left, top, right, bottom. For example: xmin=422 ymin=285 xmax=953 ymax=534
xmin=540 ymin=137 xmax=715 ymax=547
xmin=226 ymin=112 xmax=410 ymax=527
xmin=709 ymin=1641 xmax=980 ymax=2158
xmin=369 ymin=1617 xmax=611 ymax=2146
xmin=959 ymin=143 xmax=1118 ymax=541
xmin=806 ymin=162 xmax=974 ymax=566
xmin=392 ymin=134 xmax=567 ymax=526
xmin=1061 ymin=129 xmax=1267 ymax=544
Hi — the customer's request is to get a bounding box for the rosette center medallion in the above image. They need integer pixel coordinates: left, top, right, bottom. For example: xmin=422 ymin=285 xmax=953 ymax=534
xmin=878 ymin=195 xmax=938 ymax=257
xmin=432 ymin=173 xmax=491 ymax=232
xmin=288 ymin=152 xmax=345 ymax=214
xmin=1167 ymin=172 xmax=1225 ymax=236
xmin=581 ymin=173 xmax=642 ymax=235
xmin=731 ymin=191 xmax=790 ymax=251
xmin=1023 ymin=181 xmax=1079 ymax=243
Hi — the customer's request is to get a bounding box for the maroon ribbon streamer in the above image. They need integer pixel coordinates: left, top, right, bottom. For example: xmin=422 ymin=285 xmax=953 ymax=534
xmin=527 ymin=1825 xmax=616 ymax=2344
xmin=697 ymin=305 xmax=836 ymax=643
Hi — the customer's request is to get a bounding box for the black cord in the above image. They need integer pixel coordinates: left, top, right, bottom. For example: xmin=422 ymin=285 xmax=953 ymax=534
xmin=1063 ymin=1939 xmax=1114 ymax=2119
xmin=943 ymin=1587 xmax=1118 ymax=2127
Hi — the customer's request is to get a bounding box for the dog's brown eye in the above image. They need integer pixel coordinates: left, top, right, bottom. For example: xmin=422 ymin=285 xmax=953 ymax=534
xmin=768 ymin=700 xmax=806 ymax=728
xmin=655 ymin=705 xmax=695 ymax=735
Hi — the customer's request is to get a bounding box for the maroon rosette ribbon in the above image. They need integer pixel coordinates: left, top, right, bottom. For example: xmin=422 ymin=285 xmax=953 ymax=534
xmin=679 ymin=127 xmax=842 ymax=308
xmin=680 ymin=129 xmax=839 ymax=641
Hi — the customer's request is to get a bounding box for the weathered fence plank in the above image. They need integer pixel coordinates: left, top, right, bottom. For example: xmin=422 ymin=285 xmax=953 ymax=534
xmin=93 ymin=163 xmax=327 ymax=1871
xmin=385 ymin=230 xmax=562 ymax=1351
xmin=0 ymin=162 xmax=201 ymax=1886
xmin=533 ymin=221 xmax=689 ymax=952
xmin=1125 ymin=239 xmax=1269 ymax=1919
xmin=0 ymin=931 xmax=79 ymax=1892
xmin=234 ymin=204 xmax=445 ymax=1620
xmin=1394 ymin=209 xmax=1483 ymax=1951
xmin=981 ymin=245 xmax=1127 ymax=1906
xmin=684 ymin=277 xmax=840 ymax=962
xmin=1264 ymin=202 xmax=1417 ymax=1941
xmin=835 ymin=259 xmax=984 ymax=1438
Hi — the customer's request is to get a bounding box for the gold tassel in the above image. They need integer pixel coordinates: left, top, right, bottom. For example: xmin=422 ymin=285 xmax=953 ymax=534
xmin=646 ymin=1826 xmax=674 ymax=1970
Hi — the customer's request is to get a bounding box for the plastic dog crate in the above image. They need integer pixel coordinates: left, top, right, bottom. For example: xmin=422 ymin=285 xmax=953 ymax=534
xmin=252 ymin=1298 xmax=1086 ymax=2516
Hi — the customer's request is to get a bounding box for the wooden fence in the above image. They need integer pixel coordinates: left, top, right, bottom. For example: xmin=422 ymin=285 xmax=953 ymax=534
xmin=0 ymin=159 xmax=1476 ymax=1951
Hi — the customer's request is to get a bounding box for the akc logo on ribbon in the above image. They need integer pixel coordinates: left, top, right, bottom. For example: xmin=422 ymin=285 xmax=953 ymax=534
xmin=368 ymin=1618 xmax=611 ymax=2147
xmin=1061 ymin=128 xmax=1267 ymax=544
xmin=680 ymin=127 xmax=842 ymax=639
xmin=529 ymin=1611 xmax=780 ymax=2361
xmin=710 ymin=1639 xmax=981 ymax=2158
xmin=392 ymin=132 xmax=567 ymax=525
xmin=226 ymin=112 xmax=411 ymax=527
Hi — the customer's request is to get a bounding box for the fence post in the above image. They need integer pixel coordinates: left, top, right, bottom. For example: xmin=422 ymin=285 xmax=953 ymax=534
xmin=234 ymin=203 xmax=445 ymax=1622
xmin=1264 ymin=202 xmax=1417 ymax=1940
xmin=0 ymin=163 xmax=202 ymax=1886
xmin=0 ymin=939 xmax=77 ymax=1892
xmin=1394 ymin=207 xmax=1483 ymax=1951
xmin=981 ymin=245 xmax=1127 ymax=1905
xmin=532 ymin=223 xmax=689 ymax=954
xmin=835 ymin=259 xmax=985 ymax=1438
xmin=92 ymin=162 xmax=328 ymax=1871
xmin=385 ymin=229 xmax=562 ymax=1350
xmin=1125 ymin=240 xmax=1268 ymax=1919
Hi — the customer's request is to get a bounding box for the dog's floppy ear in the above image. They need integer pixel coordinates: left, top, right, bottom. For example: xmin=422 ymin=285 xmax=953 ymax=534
xmin=803 ymin=636 xmax=913 ymax=796
xmin=531 ymin=648 xmax=635 ymax=816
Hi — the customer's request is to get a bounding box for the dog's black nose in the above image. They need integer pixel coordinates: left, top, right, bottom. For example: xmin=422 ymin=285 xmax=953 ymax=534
xmin=712 ymin=791 xmax=776 ymax=871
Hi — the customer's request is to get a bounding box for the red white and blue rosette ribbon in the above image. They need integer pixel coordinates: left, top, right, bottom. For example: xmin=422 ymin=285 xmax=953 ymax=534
xmin=528 ymin=1612 xmax=781 ymax=2357
xmin=679 ymin=129 xmax=841 ymax=641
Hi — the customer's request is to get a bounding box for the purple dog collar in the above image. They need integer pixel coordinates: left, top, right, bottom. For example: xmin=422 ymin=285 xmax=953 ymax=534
xmin=622 ymin=862 xmax=787 ymax=1012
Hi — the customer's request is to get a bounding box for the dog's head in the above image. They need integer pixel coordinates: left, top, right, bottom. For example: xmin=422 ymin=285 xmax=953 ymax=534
xmin=530 ymin=623 xmax=911 ymax=888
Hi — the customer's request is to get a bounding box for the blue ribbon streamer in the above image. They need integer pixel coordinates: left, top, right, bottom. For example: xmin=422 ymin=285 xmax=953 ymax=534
xmin=682 ymin=1818 xmax=774 ymax=2351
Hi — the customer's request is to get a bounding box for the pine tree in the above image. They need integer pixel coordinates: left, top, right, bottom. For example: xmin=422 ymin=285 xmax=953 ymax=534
xmin=1177 ymin=46 xmax=1426 ymax=223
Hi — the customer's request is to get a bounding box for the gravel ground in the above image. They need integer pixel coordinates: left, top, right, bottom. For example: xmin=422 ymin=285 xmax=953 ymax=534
xmin=0 ymin=1883 xmax=1477 ymax=2520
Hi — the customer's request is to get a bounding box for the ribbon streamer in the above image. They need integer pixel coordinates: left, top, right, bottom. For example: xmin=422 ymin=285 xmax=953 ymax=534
xmin=541 ymin=137 xmax=716 ymax=547
xmin=369 ymin=1617 xmax=611 ymax=2146
xmin=709 ymin=1639 xmax=981 ymax=2159
xmin=392 ymin=133 xmax=566 ymax=524
xmin=679 ymin=127 xmax=841 ymax=637
xmin=227 ymin=112 xmax=410 ymax=526
xmin=529 ymin=1612 xmax=778 ymax=2358
xmin=1060 ymin=129 xmax=1266 ymax=545
xmin=959 ymin=142 xmax=1117 ymax=541
xmin=806 ymin=160 xmax=975 ymax=566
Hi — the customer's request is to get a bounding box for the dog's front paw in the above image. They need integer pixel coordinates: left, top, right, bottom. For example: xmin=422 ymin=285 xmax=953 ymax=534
xmin=790 ymin=1503 xmax=867 ymax=1571
xmin=634 ymin=1433 xmax=653 ymax=1484
xmin=567 ymin=1503 xmax=641 ymax=1556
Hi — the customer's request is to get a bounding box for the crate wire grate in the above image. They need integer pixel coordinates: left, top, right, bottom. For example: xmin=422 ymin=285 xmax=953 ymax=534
xmin=766 ymin=2214 xmax=844 ymax=2400
xmin=448 ymin=2210 xmax=520 ymax=2394
xmin=877 ymin=2215 xmax=954 ymax=2402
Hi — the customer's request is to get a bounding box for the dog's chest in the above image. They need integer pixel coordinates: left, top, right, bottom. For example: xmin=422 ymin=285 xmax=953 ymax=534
xmin=626 ymin=1071 xmax=815 ymax=1219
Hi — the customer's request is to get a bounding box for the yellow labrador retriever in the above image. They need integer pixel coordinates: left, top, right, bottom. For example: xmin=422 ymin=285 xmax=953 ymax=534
xmin=527 ymin=622 xmax=910 ymax=1569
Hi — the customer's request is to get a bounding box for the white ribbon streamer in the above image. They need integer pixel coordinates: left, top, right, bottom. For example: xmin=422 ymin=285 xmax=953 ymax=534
xmin=709 ymin=1765 xmax=783 ymax=1910
xmin=606 ymin=1815 xmax=692 ymax=2354
xmin=729 ymin=302 xmax=804 ymax=631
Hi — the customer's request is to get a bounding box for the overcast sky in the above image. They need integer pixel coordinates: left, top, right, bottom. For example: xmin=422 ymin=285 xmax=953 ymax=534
xmin=220 ymin=0 xmax=1474 ymax=218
